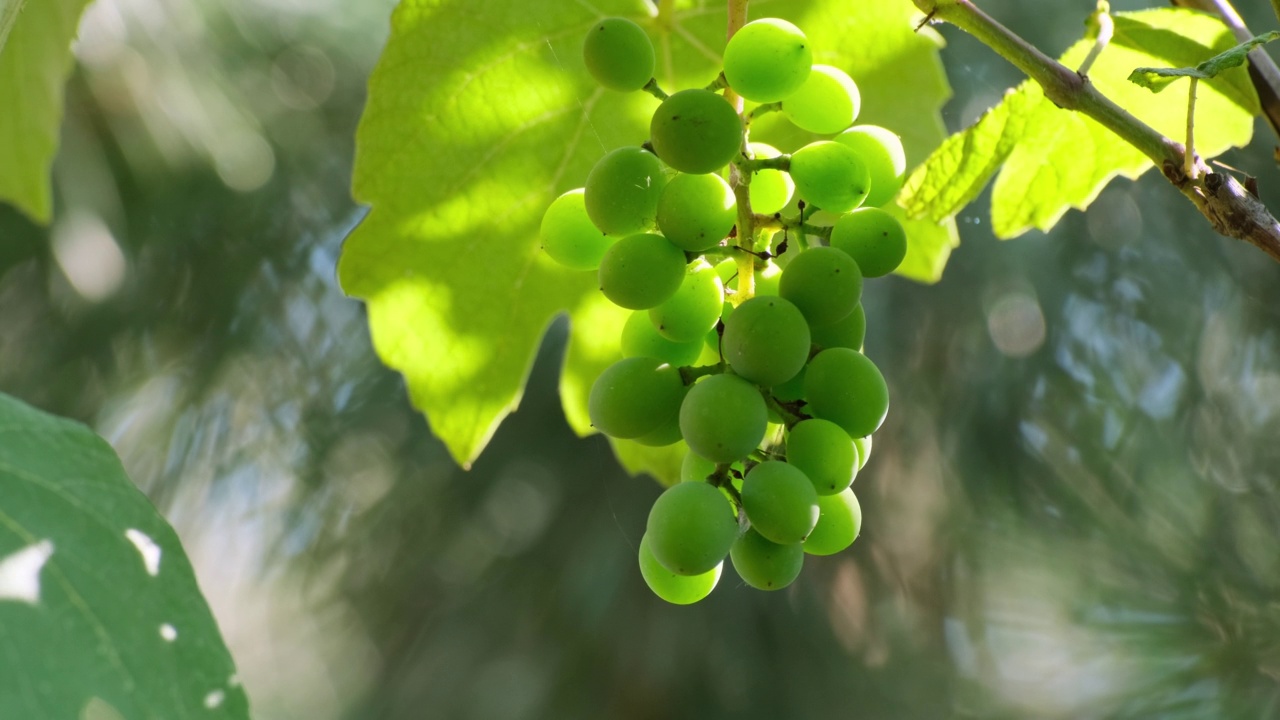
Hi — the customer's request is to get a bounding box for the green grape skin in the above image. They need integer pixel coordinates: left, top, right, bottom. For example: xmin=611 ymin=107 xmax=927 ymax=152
xmin=657 ymin=173 xmax=737 ymax=252
xmin=646 ymin=481 xmax=740 ymax=575
xmin=721 ymin=296 xmax=811 ymax=387
xmin=778 ymin=246 xmax=862 ymax=328
xmin=680 ymin=373 xmax=768 ymax=463
xmin=588 ymin=357 xmax=685 ymax=439
xmin=583 ymin=17 xmax=656 ymax=93
xmin=639 ymin=533 xmax=721 ymax=604
xmin=650 ymin=90 xmax=744 ymax=174
xmin=730 ymin=528 xmax=804 ymax=591
xmin=540 ymin=189 xmax=615 ymax=270
xmin=781 ymin=65 xmax=861 ymax=135
xmin=853 ymin=435 xmax=871 ymax=471
xmin=771 ymin=365 xmax=805 ymax=402
xmin=803 ymin=348 xmax=889 ymax=438
xmin=584 ymin=147 xmax=667 ymax=236
xmin=830 ymin=208 xmax=908 ymax=278
xmin=741 ymin=461 xmax=819 ymax=544
xmin=681 ymin=451 xmax=718 ymax=483
xmin=835 ymin=125 xmax=906 ymax=208
xmin=650 ymin=259 xmax=725 ymax=343
xmin=722 ymin=18 xmax=812 ymax=103
xmin=632 ymin=409 xmax=685 ymax=447
xmin=747 ymin=143 xmax=794 ymax=215
xmin=598 ymin=233 xmax=687 ymax=310
xmin=755 ymin=261 xmax=783 ymax=296
xmin=621 ymin=310 xmax=704 ymax=367
xmin=789 ymin=141 xmax=871 ymax=213
xmin=786 ymin=419 xmax=856 ymax=495
xmin=803 ymin=489 xmax=861 ymax=556
xmin=810 ymin=303 xmax=865 ymax=351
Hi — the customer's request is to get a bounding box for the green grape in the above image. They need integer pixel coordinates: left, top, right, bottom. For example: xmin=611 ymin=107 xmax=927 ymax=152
xmin=741 ymin=461 xmax=819 ymax=544
xmin=771 ymin=365 xmax=805 ymax=402
xmin=632 ymin=410 xmax=684 ymax=447
xmin=598 ymin=233 xmax=687 ymax=310
xmin=721 ymin=296 xmax=811 ymax=387
xmin=680 ymin=451 xmax=718 ymax=483
xmin=830 ymin=208 xmax=907 ymax=278
xmin=803 ymin=348 xmax=889 ymax=438
xmin=748 ymin=142 xmax=794 ymax=214
xmin=639 ymin=534 xmax=721 ymax=604
xmin=781 ymin=65 xmax=861 ymax=135
xmin=810 ymin=303 xmax=865 ymax=351
xmin=853 ymin=435 xmax=871 ymax=471
xmin=835 ymin=125 xmax=906 ymax=208
xmin=621 ymin=310 xmax=704 ymax=367
xmin=803 ymin=489 xmax=861 ymax=556
xmin=583 ymin=17 xmax=656 ymax=92
xmin=588 ymin=357 xmax=685 ymax=439
xmin=730 ymin=528 xmax=804 ymax=591
xmin=680 ymin=373 xmax=768 ymax=463
xmin=649 ymin=259 xmax=725 ymax=343
xmin=755 ymin=260 xmax=783 ymax=296
xmin=657 ymin=173 xmax=737 ymax=252
xmin=786 ymin=419 xmax=856 ymax=495
xmin=540 ymin=189 xmax=614 ymax=270
xmin=722 ymin=18 xmax=812 ymax=103
xmin=702 ymin=299 xmax=733 ymax=353
xmin=646 ymin=481 xmax=739 ymax=575
xmin=650 ymin=90 xmax=744 ymax=174
xmin=584 ymin=147 xmax=667 ymax=236
xmin=778 ymin=246 xmax=862 ymax=328
xmin=789 ymin=141 xmax=870 ymax=213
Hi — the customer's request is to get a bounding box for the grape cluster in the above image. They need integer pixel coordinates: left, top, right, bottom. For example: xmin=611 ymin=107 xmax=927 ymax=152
xmin=545 ymin=16 xmax=911 ymax=604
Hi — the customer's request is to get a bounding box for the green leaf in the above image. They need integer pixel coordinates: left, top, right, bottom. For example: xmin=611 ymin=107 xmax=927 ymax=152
xmin=339 ymin=0 xmax=952 ymax=477
xmin=1129 ymin=30 xmax=1280 ymax=92
xmin=0 ymin=393 xmax=248 ymax=719
xmin=0 ymin=0 xmax=94 ymax=223
xmin=902 ymin=8 xmax=1258 ymax=239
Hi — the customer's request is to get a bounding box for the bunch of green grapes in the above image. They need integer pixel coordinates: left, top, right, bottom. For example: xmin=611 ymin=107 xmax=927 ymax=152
xmin=540 ymin=15 xmax=913 ymax=604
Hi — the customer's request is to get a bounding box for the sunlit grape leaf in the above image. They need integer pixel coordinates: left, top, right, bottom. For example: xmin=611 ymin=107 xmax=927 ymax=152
xmin=0 ymin=0 xmax=94 ymax=223
xmin=902 ymin=8 xmax=1258 ymax=239
xmin=0 ymin=393 xmax=247 ymax=719
xmin=340 ymin=0 xmax=952 ymax=475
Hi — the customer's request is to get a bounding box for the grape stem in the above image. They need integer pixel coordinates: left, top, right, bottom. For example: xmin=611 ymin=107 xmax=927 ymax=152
xmin=725 ymin=0 xmax=758 ymax=303
xmin=744 ymin=102 xmax=782 ymax=126
xmin=765 ymin=394 xmax=808 ymax=428
xmin=708 ymin=463 xmax=743 ymax=510
xmin=756 ymin=212 xmax=831 ymax=241
xmin=911 ymin=0 xmax=1280 ymax=263
xmin=640 ymin=78 xmax=669 ymax=101
xmin=678 ymin=362 xmax=727 ymax=386
xmin=736 ymin=154 xmax=789 ymax=173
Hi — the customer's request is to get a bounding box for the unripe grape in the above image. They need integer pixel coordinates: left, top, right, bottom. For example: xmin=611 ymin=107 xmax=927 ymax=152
xmin=632 ymin=411 xmax=684 ymax=447
xmin=639 ymin=533 xmax=721 ymax=604
xmin=650 ymin=89 xmax=744 ymax=174
xmin=598 ymin=233 xmax=686 ymax=310
xmin=830 ymin=207 xmax=907 ymax=278
xmin=540 ymin=189 xmax=614 ymax=270
xmin=741 ymin=460 xmax=819 ymax=544
xmin=723 ymin=18 xmax=812 ymax=103
xmin=621 ymin=310 xmax=704 ymax=367
xmin=646 ymin=481 xmax=739 ymax=575
xmin=809 ymin=303 xmax=865 ymax=351
xmin=650 ymin=259 xmax=725 ymax=342
xmin=754 ymin=260 xmax=783 ymax=296
xmin=680 ymin=451 xmax=718 ymax=483
xmin=657 ymin=172 xmax=736 ymax=252
xmin=835 ymin=125 xmax=906 ymax=208
xmin=778 ymin=246 xmax=862 ymax=328
xmin=803 ymin=348 xmax=889 ymax=438
xmin=730 ymin=528 xmax=804 ymax=591
xmin=584 ymin=147 xmax=667 ymax=236
xmin=680 ymin=373 xmax=768 ymax=463
xmin=588 ymin=357 xmax=685 ymax=439
xmin=747 ymin=142 xmax=794 ymax=214
xmin=786 ymin=419 xmax=856 ymax=495
xmin=789 ymin=141 xmax=870 ymax=213
xmin=853 ymin=435 xmax=872 ymax=470
xmin=781 ymin=65 xmax=861 ymax=135
xmin=771 ymin=365 xmax=805 ymax=402
xmin=583 ymin=17 xmax=656 ymax=92
xmin=803 ymin=489 xmax=861 ymax=556
xmin=721 ymin=296 xmax=811 ymax=387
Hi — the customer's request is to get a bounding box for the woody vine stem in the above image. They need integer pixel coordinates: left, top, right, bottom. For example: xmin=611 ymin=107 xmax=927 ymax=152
xmin=913 ymin=0 xmax=1280 ymax=263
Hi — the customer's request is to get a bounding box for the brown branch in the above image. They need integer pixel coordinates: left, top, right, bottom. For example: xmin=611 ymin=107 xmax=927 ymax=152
xmin=914 ymin=0 xmax=1280 ymax=262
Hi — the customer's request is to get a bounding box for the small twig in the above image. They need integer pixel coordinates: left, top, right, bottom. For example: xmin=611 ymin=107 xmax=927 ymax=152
xmin=1186 ymin=77 xmax=1199 ymax=181
xmin=1077 ymin=1 xmax=1113 ymax=77
xmin=640 ymin=78 xmax=669 ymax=101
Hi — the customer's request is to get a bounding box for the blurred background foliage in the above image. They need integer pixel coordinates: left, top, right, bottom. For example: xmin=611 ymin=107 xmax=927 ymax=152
xmin=3 ymin=0 xmax=1280 ymax=717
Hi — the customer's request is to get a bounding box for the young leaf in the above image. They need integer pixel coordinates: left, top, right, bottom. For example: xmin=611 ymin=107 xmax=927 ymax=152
xmin=1129 ymin=30 xmax=1280 ymax=93
xmin=0 ymin=0 xmax=93 ymax=223
xmin=902 ymin=8 xmax=1258 ymax=239
xmin=0 ymin=393 xmax=248 ymax=719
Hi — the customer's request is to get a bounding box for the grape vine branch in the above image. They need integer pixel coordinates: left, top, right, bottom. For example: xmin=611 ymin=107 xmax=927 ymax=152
xmin=913 ymin=0 xmax=1280 ymax=263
